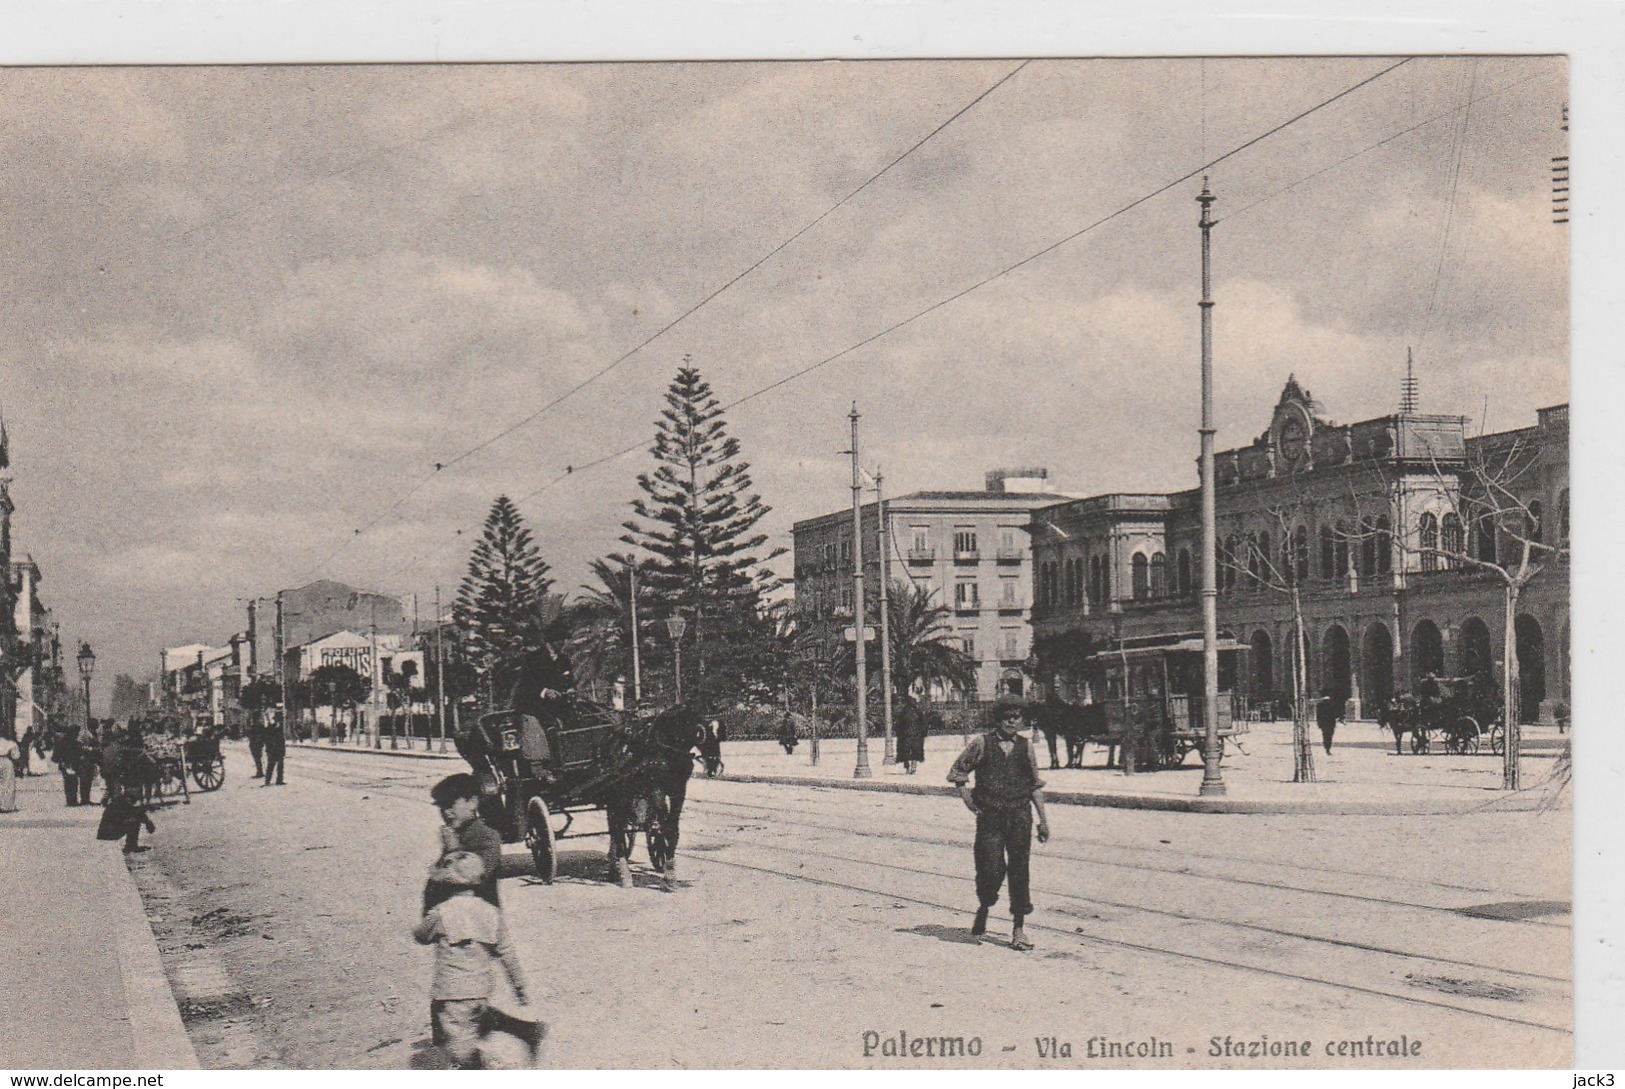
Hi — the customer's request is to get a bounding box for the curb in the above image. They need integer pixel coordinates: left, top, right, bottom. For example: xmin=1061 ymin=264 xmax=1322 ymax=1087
xmin=102 ymin=845 xmax=200 ymax=1069
xmin=289 ymin=741 xmax=458 ymax=761
xmin=716 ymin=771 xmax=1551 ymax=816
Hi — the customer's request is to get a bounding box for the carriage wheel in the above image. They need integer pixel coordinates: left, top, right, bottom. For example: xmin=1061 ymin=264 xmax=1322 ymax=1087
xmin=1409 ymin=729 xmax=1431 ymax=755
xmin=192 ymin=754 xmax=225 ymax=791
xmin=646 ymin=793 xmax=676 ymax=874
xmin=159 ymin=761 xmax=189 ymax=802
xmin=1158 ymin=741 xmax=1188 ymax=769
xmin=1489 ymin=723 xmax=1506 ymax=756
xmin=525 ymin=797 xmax=557 ymax=885
xmin=1456 ymin=717 xmax=1481 ymax=756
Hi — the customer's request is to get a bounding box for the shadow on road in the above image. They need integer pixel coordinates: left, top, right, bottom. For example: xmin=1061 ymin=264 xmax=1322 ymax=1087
xmin=897 ymin=923 xmax=982 ymax=945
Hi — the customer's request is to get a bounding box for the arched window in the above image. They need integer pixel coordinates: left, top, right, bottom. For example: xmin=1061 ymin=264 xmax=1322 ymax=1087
xmin=1063 ymin=559 xmax=1077 ymax=607
xmin=1088 ymin=554 xmax=1102 ymax=605
xmin=1151 ymin=552 xmax=1167 ymax=597
xmin=1132 ymin=553 xmax=1150 ymax=600
xmin=1475 ymin=512 xmax=1498 ymax=564
xmin=1419 ymin=513 xmax=1439 ymax=572
xmin=1360 ymin=518 xmax=1377 ymax=577
xmin=1526 ymin=499 xmax=1543 ymax=544
xmin=1294 ymin=525 xmax=1310 ymax=585
xmin=1246 ymin=533 xmax=1261 ymax=588
xmin=1223 ymin=535 xmax=1240 ymax=591
xmin=1441 ymin=513 xmax=1464 ymax=569
xmin=1177 ymin=548 xmax=1192 ymax=595
xmin=1320 ymin=525 xmax=1336 ymax=579
xmin=1376 ymin=516 xmax=1392 ymax=574
xmin=1334 ymin=521 xmax=1351 ymax=580
xmin=1280 ymin=533 xmax=1295 ymax=586
xmin=1257 ymin=532 xmax=1271 ymax=587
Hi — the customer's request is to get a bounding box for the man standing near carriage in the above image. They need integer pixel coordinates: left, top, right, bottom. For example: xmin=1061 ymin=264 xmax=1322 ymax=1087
xmin=947 ymin=697 xmax=1050 ymax=951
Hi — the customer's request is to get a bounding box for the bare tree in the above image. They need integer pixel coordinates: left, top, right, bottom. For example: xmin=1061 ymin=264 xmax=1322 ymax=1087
xmin=1340 ymin=425 xmax=1567 ymax=790
xmin=1218 ymin=506 xmax=1317 ymax=783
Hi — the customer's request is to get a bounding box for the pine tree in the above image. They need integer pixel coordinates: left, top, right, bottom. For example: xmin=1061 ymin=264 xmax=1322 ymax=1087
xmin=454 ymin=496 xmax=554 ymax=674
xmin=621 ymin=362 xmax=784 ymax=703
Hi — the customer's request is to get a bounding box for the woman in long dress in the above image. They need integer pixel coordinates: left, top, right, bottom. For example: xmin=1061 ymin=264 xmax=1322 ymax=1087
xmin=0 ymin=734 xmax=21 ymax=812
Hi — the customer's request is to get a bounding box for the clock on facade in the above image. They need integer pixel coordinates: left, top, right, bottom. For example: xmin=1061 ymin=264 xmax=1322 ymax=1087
xmin=1277 ymin=413 xmax=1310 ymax=468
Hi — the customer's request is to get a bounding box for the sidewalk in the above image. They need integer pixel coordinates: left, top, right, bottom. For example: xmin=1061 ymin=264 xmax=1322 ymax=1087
xmin=288 ymin=738 xmax=458 ymax=760
xmin=0 ymin=772 xmax=198 ymax=1070
xmin=719 ymin=718 xmax=1571 ymax=815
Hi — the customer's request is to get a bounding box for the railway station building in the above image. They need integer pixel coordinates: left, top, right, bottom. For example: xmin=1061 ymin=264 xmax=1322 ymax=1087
xmin=1030 ymin=378 xmax=1569 ymax=724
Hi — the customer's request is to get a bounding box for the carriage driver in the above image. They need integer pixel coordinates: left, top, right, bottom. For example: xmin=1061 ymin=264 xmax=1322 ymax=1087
xmin=947 ymin=697 xmax=1050 ymax=951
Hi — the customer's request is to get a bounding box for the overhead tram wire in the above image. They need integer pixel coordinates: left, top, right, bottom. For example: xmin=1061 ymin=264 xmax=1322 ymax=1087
xmin=301 ymin=60 xmax=1032 ymax=585
xmin=381 ymin=58 xmax=1415 ymax=588
xmin=1217 ymin=66 xmax=1557 ymax=226
xmin=1416 ymin=59 xmax=1480 ymax=359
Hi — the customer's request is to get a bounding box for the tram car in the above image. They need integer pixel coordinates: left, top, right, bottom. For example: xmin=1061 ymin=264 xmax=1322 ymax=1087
xmin=1095 ymin=632 xmax=1252 ymax=771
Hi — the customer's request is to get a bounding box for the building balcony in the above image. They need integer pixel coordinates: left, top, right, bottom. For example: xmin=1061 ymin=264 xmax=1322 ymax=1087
xmin=995 ymin=548 xmax=1024 ymax=563
xmin=906 ymin=548 xmax=936 ymax=563
xmin=952 ymin=550 xmax=981 ymax=564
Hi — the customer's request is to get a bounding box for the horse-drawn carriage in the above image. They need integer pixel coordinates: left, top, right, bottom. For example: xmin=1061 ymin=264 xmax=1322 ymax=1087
xmin=105 ymin=715 xmax=228 ymax=803
xmin=1034 ymin=633 xmax=1251 ymax=772
xmin=1379 ymin=675 xmax=1504 ymax=756
xmin=455 ymin=697 xmax=713 ymax=889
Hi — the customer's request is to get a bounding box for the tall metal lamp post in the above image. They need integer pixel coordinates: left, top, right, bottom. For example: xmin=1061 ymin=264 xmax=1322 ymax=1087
xmin=76 ymin=642 xmax=95 ymax=730
xmin=665 ymin=615 xmax=688 ymax=703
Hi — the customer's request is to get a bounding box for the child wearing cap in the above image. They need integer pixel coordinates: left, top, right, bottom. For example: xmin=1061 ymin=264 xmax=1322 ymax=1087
xmin=413 ymin=851 xmax=531 ymax=1069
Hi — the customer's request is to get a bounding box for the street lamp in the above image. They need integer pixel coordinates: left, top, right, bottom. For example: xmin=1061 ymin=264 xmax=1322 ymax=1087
xmin=76 ymin=642 xmax=95 ymax=730
xmin=665 ymin=615 xmax=687 ymax=703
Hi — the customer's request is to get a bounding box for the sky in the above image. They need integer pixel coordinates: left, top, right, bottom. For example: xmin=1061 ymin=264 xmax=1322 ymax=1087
xmin=0 ymin=56 xmax=1569 ymax=700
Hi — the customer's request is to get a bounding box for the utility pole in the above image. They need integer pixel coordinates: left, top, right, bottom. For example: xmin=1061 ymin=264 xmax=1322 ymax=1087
xmin=850 ymin=404 xmax=871 ymax=779
xmin=629 ymin=559 xmax=642 ymax=707
xmin=876 ymin=468 xmax=895 ymax=765
xmin=434 ymin=585 xmax=446 ymax=753
xmin=1197 ymin=178 xmax=1226 ymax=797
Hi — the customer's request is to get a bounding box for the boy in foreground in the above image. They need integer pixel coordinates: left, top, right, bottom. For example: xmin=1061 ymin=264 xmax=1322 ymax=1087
xmin=947 ymin=697 xmax=1050 ymax=950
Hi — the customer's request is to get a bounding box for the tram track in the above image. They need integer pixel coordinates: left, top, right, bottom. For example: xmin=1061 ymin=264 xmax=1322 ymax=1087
xmin=688 ymin=794 xmax=1568 ymax=928
xmin=286 ymin=751 xmax=1569 ymax=1036
xmin=702 ymin=830 xmax=1567 ymax=985
xmin=680 ymin=849 xmax=1569 ymax=1037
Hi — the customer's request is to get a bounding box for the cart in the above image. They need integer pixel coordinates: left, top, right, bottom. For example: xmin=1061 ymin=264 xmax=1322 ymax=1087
xmin=1384 ymin=675 xmax=1502 ymax=755
xmin=1095 ymin=634 xmax=1251 ymax=772
xmin=456 ymin=699 xmax=628 ymax=884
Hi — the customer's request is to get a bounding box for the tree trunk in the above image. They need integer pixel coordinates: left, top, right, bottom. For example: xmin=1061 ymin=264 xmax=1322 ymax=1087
xmin=1503 ymin=582 xmax=1521 ymax=790
xmin=1291 ymin=588 xmax=1316 ymax=783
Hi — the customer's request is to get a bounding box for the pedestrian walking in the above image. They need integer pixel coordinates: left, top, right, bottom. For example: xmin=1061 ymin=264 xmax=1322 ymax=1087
xmin=54 ymin=724 xmax=96 ymax=807
xmin=776 ymin=712 xmax=798 ymax=756
xmin=413 ymin=851 xmax=535 ymax=1069
xmin=1316 ymin=695 xmax=1341 ymax=755
xmin=247 ymin=715 xmax=265 ymax=779
xmin=261 ymin=712 xmax=286 ymax=786
xmin=97 ymin=783 xmax=157 ymax=853
xmin=894 ymin=695 xmax=929 ymax=774
xmin=946 ymin=697 xmax=1049 ymax=951
xmin=0 ymin=734 xmax=21 ymax=812
xmin=424 ymin=773 xmax=502 ymax=913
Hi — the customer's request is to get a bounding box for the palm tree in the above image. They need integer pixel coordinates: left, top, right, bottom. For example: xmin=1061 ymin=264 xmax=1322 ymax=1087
xmin=874 ymin=581 xmax=977 ymax=700
xmin=565 ymin=556 xmax=644 ymax=699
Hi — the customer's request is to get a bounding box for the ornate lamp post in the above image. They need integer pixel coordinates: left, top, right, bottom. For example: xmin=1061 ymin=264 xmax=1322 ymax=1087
xmin=665 ymin=615 xmax=688 ymax=703
xmin=76 ymin=642 xmax=95 ymax=730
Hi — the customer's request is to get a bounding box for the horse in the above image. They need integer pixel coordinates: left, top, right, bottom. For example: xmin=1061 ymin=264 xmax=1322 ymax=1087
xmin=1032 ymin=695 xmax=1110 ymax=769
xmin=599 ymin=702 xmax=708 ymax=891
xmin=1377 ymin=694 xmax=1427 ymax=755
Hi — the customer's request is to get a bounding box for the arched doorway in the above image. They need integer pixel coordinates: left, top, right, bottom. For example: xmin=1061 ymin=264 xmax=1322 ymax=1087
xmin=1459 ymin=617 xmax=1493 ymax=683
xmin=1250 ymin=630 xmax=1274 ymax=708
xmin=1363 ymin=623 xmax=1394 ymax=709
xmin=1412 ymin=619 xmax=1445 ymax=680
xmin=1515 ymin=615 xmax=1545 ymax=723
xmin=1320 ymin=625 xmax=1352 ymax=708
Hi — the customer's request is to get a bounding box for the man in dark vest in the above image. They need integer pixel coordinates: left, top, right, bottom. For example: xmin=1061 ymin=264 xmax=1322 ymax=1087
xmin=947 ymin=697 xmax=1050 ymax=950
